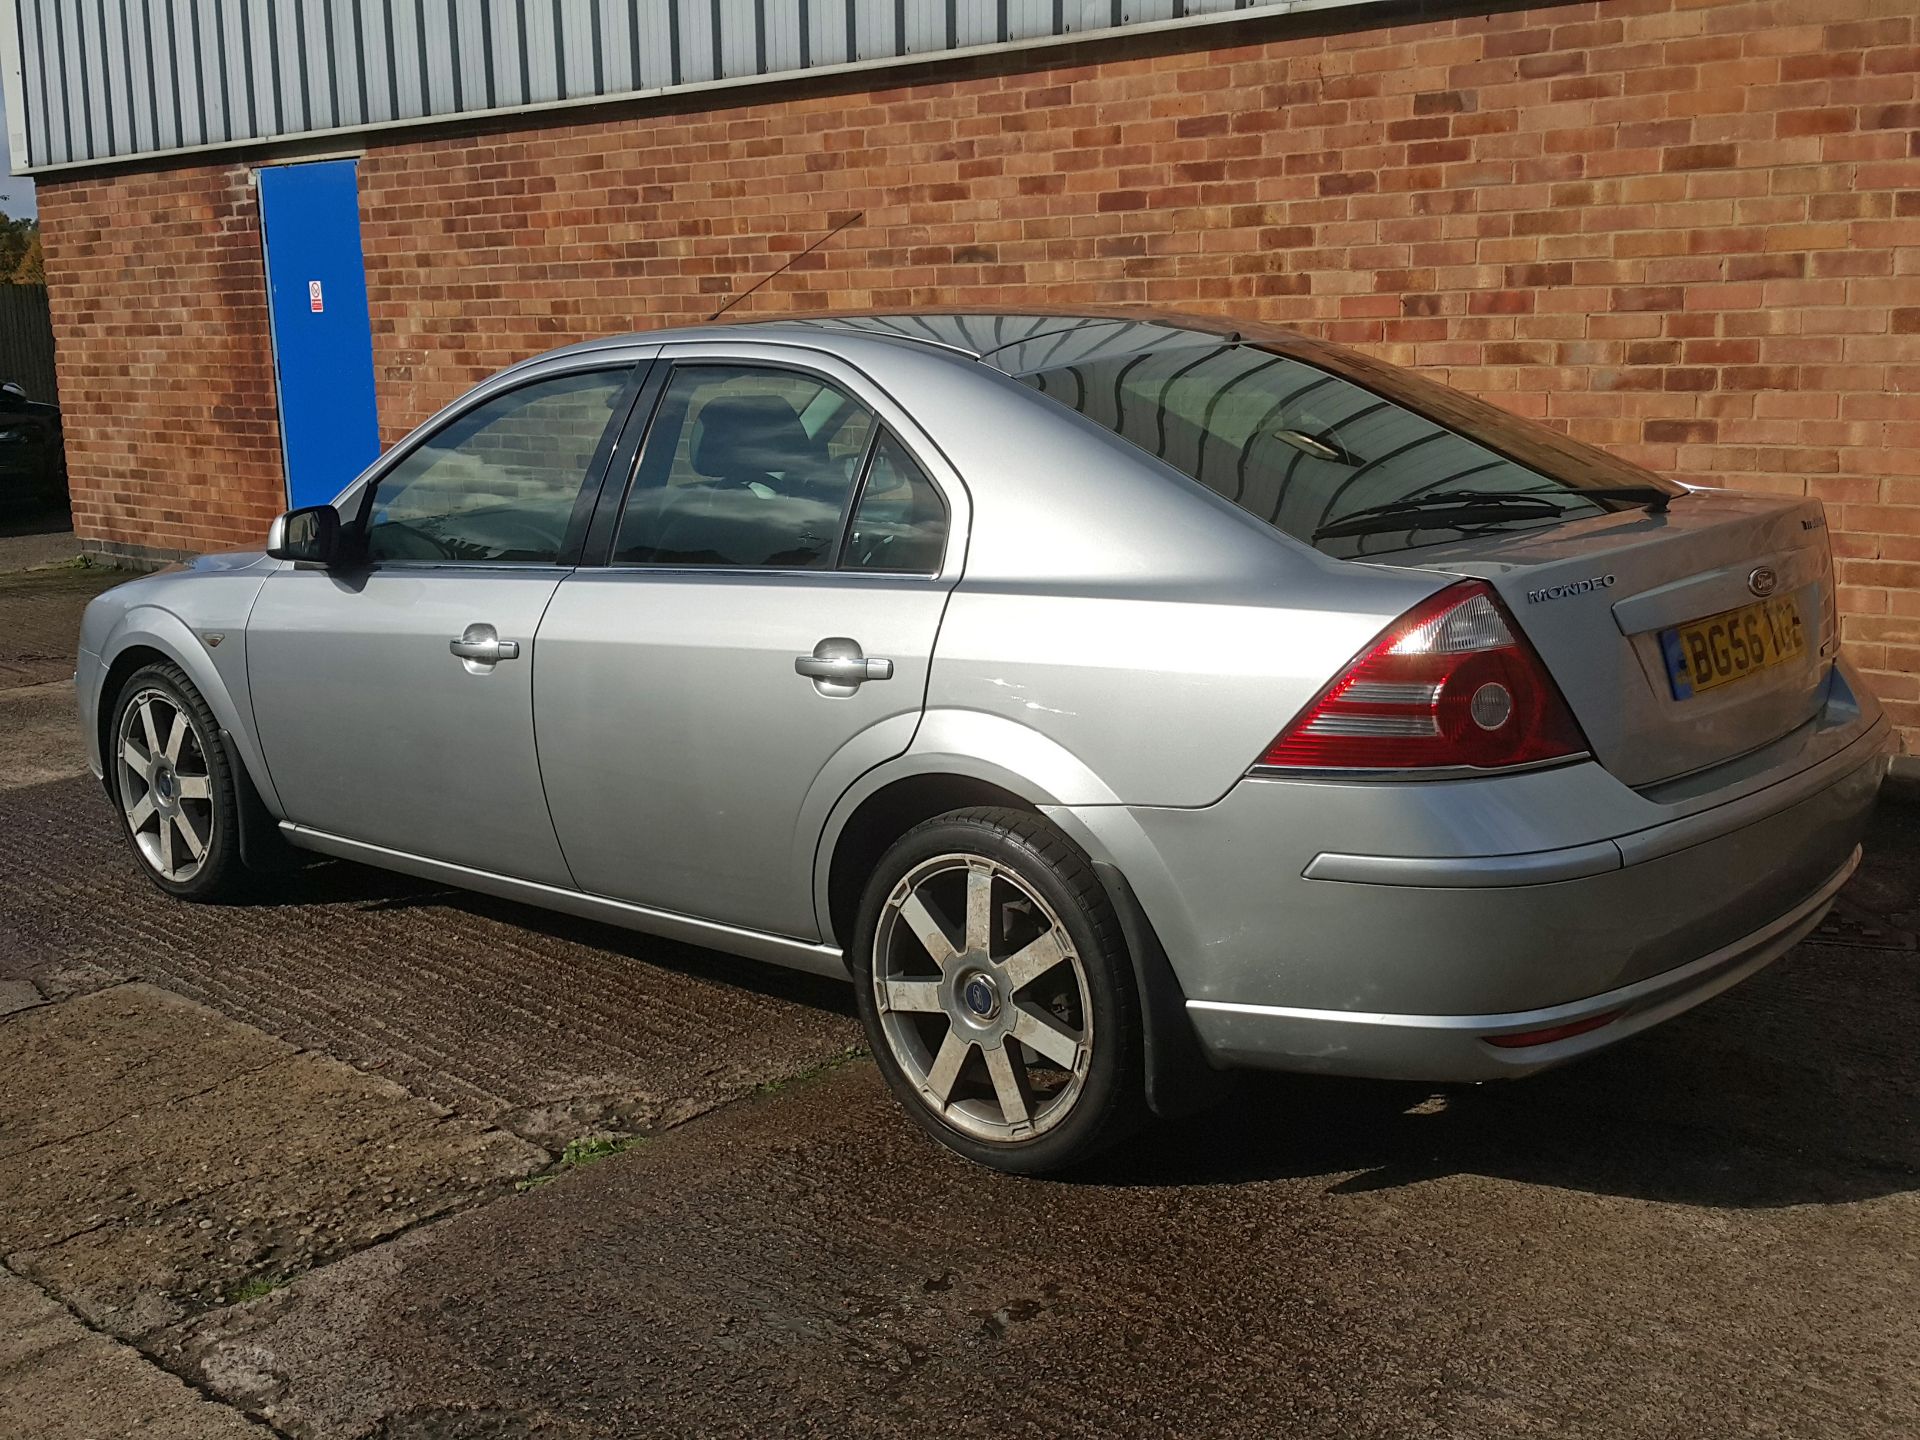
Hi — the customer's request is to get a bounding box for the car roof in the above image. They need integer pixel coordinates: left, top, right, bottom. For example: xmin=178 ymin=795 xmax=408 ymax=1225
xmin=523 ymin=308 xmax=1281 ymax=377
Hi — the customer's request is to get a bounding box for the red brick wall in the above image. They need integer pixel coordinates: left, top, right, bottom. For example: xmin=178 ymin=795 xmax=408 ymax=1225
xmin=39 ymin=0 xmax=1920 ymax=742
xmin=42 ymin=166 xmax=285 ymax=560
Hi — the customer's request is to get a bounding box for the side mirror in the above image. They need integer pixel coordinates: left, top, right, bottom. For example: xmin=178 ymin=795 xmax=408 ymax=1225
xmin=266 ymin=504 xmax=342 ymax=565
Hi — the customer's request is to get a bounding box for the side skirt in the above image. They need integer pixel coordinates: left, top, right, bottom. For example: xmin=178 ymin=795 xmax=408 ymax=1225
xmin=280 ymin=823 xmax=850 ymax=980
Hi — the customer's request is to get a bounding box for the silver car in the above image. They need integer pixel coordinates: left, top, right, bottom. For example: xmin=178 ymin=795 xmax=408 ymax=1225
xmin=76 ymin=311 xmax=1891 ymax=1173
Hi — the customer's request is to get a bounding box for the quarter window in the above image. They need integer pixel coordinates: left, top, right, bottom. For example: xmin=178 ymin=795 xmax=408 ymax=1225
xmin=364 ymin=368 xmax=629 ymax=564
xmin=613 ymin=366 xmax=874 ymax=569
xmin=843 ymin=432 xmax=947 ymax=574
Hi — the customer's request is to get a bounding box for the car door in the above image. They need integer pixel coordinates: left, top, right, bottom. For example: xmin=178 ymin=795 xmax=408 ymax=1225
xmin=534 ymin=346 xmax=966 ymax=939
xmin=246 ymin=355 xmax=648 ymax=884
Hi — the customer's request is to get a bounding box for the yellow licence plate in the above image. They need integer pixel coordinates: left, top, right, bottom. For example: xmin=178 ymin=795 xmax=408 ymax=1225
xmin=1660 ymin=595 xmax=1806 ymax=700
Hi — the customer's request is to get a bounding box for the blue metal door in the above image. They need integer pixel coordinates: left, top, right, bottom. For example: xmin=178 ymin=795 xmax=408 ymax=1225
xmin=258 ymin=160 xmax=382 ymax=510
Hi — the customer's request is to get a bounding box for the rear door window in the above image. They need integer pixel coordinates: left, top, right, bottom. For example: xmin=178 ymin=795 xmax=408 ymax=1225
xmin=613 ymin=365 xmax=874 ymax=569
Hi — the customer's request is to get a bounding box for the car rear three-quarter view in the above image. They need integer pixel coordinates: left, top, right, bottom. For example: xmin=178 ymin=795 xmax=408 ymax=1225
xmin=75 ymin=310 xmax=1892 ymax=1175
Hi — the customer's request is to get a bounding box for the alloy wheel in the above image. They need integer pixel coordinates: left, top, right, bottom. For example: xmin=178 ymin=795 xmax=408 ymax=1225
xmin=871 ymin=853 xmax=1092 ymax=1143
xmin=116 ymin=687 xmax=216 ymax=884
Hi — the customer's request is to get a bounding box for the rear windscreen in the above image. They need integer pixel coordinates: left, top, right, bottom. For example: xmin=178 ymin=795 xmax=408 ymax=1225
xmin=1012 ymin=341 xmax=1670 ymax=557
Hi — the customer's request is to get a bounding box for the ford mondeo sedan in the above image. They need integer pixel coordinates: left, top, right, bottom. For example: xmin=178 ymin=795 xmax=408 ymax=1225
xmin=77 ymin=311 xmax=1890 ymax=1173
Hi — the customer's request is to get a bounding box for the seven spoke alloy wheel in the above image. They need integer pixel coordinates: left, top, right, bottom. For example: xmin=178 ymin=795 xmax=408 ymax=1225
xmin=872 ymin=852 xmax=1094 ymax=1144
xmin=117 ymin=685 xmax=216 ymax=883
xmin=109 ymin=662 xmax=244 ymax=899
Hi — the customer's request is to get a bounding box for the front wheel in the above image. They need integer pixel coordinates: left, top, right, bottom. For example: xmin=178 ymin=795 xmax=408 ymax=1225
xmin=852 ymin=807 xmax=1144 ymax=1175
xmin=109 ymin=662 xmax=246 ymax=900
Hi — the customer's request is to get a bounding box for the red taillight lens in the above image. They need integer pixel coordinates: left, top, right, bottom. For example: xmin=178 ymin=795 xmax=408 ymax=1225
xmin=1256 ymin=582 xmax=1588 ymax=774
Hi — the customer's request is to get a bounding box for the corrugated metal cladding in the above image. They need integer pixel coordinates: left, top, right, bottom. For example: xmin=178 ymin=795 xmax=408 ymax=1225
xmin=1 ymin=0 xmax=1379 ymax=172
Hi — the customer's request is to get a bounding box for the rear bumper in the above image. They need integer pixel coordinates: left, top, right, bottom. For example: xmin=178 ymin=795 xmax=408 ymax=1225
xmin=1184 ymin=846 xmax=1858 ymax=1081
xmin=1049 ymin=665 xmax=1891 ymax=1082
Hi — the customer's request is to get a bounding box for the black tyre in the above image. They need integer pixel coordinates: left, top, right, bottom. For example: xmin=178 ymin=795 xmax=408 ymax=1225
xmin=851 ymin=806 xmax=1145 ymax=1175
xmin=108 ymin=661 xmax=247 ymax=901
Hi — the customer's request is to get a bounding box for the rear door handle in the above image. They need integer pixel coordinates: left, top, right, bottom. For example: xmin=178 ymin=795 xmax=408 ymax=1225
xmin=450 ymin=624 xmax=521 ymax=664
xmin=796 ymin=638 xmax=892 ymax=694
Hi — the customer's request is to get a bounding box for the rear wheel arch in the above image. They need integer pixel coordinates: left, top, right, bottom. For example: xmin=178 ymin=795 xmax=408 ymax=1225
xmin=823 ymin=772 xmax=1229 ymax=1127
xmin=824 ymin=772 xmax=1036 ymax=951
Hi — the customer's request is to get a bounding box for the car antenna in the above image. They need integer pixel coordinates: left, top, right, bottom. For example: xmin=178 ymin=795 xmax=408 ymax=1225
xmin=708 ymin=210 xmax=865 ymax=322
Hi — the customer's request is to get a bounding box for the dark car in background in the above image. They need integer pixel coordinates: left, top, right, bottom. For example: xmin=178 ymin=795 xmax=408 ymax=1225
xmin=0 ymin=381 xmax=66 ymax=514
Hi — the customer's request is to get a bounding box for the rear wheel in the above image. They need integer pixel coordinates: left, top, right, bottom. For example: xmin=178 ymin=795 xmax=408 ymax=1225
xmin=110 ymin=663 xmax=245 ymax=900
xmin=852 ymin=807 xmax=1143 ymax=1174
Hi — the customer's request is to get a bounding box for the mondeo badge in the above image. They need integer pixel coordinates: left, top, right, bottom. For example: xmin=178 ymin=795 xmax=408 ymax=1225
xmin=1748 ymin=566 xmax=1778 ymax=598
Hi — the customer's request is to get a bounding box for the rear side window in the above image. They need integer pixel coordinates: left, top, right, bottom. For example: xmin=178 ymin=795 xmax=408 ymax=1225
xmin=614 ymin=365 xmax=874 ymax=569
xmin=843 ymin=432 xmax=947 ymax=574
xmin=1014 ymin=344 xmax=1613 ymax=557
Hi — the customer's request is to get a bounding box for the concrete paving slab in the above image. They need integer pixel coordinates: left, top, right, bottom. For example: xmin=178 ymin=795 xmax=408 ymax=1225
xmin=160 ymin=1047 xmax=1920 ymax=1440
xmin=0 ymin=984 xmax=547 ymax=1339
xmin=0 ymin=977 xmax=44 ymax=1016
xmin=0 ymin=1270 xmax=265 ymax=1439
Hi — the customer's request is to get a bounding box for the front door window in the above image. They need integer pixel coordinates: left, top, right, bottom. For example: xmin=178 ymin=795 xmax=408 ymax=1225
xmin=365 ymin=368 xmax=631 ymax=564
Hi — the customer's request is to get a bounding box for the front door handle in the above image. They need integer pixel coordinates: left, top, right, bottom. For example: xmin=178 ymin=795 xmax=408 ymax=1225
xmin=796 ymin=638 xmax=893 ymax=695
xmin=450 ymin=624 xmax=521 ymax=665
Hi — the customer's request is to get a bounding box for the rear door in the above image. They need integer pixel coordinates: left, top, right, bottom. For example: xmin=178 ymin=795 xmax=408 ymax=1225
xmin=534 ymin=345 xmax=965 ymax=940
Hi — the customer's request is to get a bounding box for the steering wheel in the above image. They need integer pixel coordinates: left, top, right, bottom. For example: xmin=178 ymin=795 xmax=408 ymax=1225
xmin=366 ymin=517 xmax=459 ymax=561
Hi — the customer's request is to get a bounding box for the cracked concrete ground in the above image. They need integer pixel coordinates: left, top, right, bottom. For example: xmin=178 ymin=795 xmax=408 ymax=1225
xmin=0 ymin=1269 xmax=266 ymax=1439
xmin=2 ymin=560 xmax=1917 ymax=1437
xmin=0 ymin=984 xmax=547 ymax=1338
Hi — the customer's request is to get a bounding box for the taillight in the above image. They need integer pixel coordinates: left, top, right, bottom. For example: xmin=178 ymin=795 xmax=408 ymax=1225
xmin=1254 ymin=581 xmax=1588 ymax=774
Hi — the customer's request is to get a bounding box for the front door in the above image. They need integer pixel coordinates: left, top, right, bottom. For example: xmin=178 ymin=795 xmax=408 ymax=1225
xmin=247 ymin=361 xmax=643 ymax=883
xmin=259 ymin=159 xmax=382 ymax=509
xmin=536 ymin=354 xmax=961 ymax=939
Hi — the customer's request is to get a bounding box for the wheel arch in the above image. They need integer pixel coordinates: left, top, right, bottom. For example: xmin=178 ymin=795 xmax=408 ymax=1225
xmin=97 ymin=610 xmax=283 ymax=817
xmin=821 ymin=771 xmax=1038 ymax=953
xmin=816 ymin=753 xmax=1226 ymax=1123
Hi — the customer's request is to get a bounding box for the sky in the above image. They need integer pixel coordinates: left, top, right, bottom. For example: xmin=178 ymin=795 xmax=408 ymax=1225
xmin=0 ymin=70 xmax=37 ymax=218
